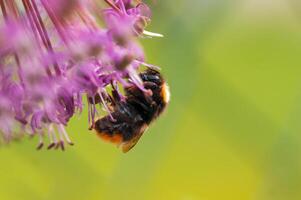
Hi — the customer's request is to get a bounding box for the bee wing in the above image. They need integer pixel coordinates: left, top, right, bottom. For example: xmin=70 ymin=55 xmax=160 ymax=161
xmin=120 ymin=123 xmax=149 ymax=153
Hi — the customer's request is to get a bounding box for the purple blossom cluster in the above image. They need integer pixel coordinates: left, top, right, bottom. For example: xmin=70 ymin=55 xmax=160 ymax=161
xmin=0 ymin=0 xmax=161 ymax=150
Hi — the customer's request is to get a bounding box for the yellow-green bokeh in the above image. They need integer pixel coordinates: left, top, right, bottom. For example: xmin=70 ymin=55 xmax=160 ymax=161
xmin=1 ymin=0 xmax=301 ymax=199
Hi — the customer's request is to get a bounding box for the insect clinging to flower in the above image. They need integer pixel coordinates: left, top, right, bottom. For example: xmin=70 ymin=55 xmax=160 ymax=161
xmin=0 ymin=0 xmax=168 ymax=151
xmin=92 ymin=68 xmax=170 ymax=152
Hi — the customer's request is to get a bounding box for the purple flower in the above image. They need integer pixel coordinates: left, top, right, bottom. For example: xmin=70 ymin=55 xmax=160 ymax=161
xmin=0 ymin=0 xmax=161 ymax=150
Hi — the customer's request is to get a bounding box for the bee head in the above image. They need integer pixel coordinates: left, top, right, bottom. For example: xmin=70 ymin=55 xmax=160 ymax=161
xmin=139 ymin=68 xmax=170 ymax=105
xmin=140 ymin=68 xmax=164 ymax=86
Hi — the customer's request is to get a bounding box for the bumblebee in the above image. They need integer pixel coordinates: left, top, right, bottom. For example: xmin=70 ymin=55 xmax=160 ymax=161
xmin=92 ymin=68 xmax=170 ymax=153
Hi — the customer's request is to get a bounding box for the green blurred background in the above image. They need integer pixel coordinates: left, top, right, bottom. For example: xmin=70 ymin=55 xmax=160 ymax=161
xmin=2 ymin=0 xmax=301 ymax=199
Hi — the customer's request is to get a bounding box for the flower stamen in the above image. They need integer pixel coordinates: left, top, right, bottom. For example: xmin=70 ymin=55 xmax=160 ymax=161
xmin=104 ymin=0 xmax=122 ymax=14
xmin=47 ymin=124 xmax=58 ymax=150
xmin=36 ymin=132 xmax=44 ymax=150
xmin=58 ymin=124 xmax=74 ymax=146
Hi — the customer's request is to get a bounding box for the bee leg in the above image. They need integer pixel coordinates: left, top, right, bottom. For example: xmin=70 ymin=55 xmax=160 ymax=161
xmin=144 ymin=81 xmax=157 ymax=88
xmin=111 ymin=81 xmax=125 ymax=103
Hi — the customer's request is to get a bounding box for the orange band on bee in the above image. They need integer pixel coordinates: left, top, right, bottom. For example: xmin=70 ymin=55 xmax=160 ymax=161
xmin=97 ymin=132 xmax=123 ymax=144
xmin=161 ymin=83 xmax=170 ymax=104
